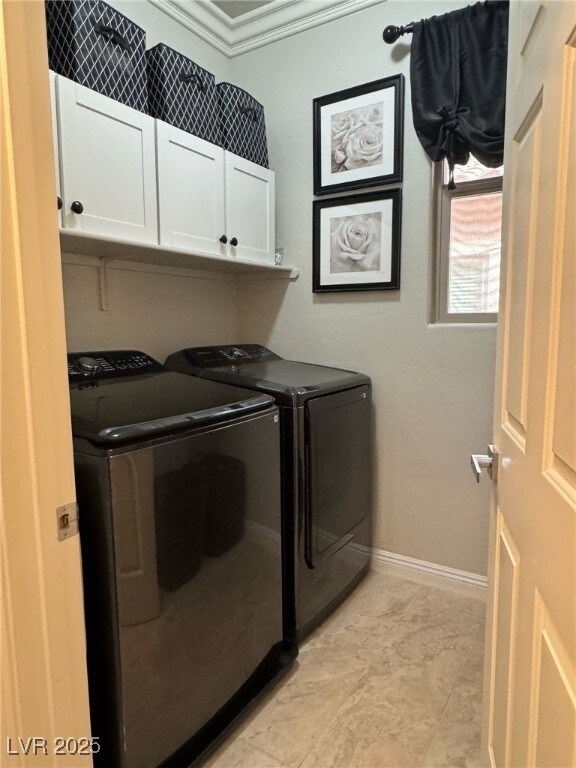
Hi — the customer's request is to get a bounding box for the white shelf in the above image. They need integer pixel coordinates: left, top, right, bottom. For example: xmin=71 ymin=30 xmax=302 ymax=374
xmin=59 ymin=230 xmax=299 ymax=279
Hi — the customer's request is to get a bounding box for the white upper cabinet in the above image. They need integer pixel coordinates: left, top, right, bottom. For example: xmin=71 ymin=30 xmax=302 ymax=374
xmin=56 ymin=77 xmax=158 ymax=244
xmin=52 ymin=75 xmax=281 ymax=272
xmin=224 ymin=153 xmax=275 ymax=264
xmin=156 ymin=122 xmax=275 ymax=263
xmin=156 ymin=121 xmax=226 ymax=256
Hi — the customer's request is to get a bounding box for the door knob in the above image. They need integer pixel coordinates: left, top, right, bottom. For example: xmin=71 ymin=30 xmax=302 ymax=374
xmin=219 ymin=235 xmax=228 ymax=244
xmin=230 ymin=237 xmax=238 ymax=247
xmin=71 ymin=200 xmax=84 ymax=214
xmin=470 ymin=445 xmax=498 ymax=483
xmin=57 ymin=196 xmax=63 ymax=210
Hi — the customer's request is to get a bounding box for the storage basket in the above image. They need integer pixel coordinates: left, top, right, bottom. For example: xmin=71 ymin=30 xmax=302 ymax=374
xmin=45 ymin=0 xmax=147 ymax=113
xmin=146 ymin=43 xmax=221 ymax=144
xmin=216 ymin=82 xmax=269 ymax=168
xmin=146 ymin=44 xmax=221 ymax=144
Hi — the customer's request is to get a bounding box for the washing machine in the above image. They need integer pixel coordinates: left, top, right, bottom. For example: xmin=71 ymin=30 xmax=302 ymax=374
xmin=68 ymin=350 xmax=295 ymax=768
xmin=165 ymin=345 xmax=372 ymax=642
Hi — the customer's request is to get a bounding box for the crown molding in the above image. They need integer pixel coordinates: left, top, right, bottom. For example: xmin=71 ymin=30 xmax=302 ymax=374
xmin=229 ymin=0 xmax=388 ymax=55
xmin=207 ymin=0 xmax=299 ymax=29
xmin=147 ymin=0 xmax=232 ymax=54
xmin=149 ymin=0 xmax=388 ymax=58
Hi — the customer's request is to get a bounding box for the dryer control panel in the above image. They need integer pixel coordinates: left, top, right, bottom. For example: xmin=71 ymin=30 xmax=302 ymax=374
xmin=183 ymin=345 xmax=282 ymax=368
xmin=68 ymin=350 xmax=164 ymax=381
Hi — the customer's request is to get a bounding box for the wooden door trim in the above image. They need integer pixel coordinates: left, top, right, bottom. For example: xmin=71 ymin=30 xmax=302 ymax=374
xmin=1 ymin=1 xmax=92 ymax=764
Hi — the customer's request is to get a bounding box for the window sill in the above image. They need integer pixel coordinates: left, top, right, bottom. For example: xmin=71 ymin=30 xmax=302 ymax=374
xmin=427 ymin=321 xmax=498 ymax=329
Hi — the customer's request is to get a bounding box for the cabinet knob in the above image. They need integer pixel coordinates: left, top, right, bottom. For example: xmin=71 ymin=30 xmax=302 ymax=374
xmin=57 ymin=196 xmax=63 ymax=210
xmin=219 ymin=235 xmax=228 ymax=244
xmin=230 ymin=237 xmax=238 ymax=247
xmin=71 ymin=200 xmax=84 ymax=214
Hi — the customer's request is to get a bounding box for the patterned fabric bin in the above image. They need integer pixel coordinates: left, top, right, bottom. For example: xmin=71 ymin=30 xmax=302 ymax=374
xmin=146 ymin=44 xmax=221 ymax=145
xmin=216 ymin=82 xmax=269 ymax=168
xmin=45 ymin=0 xmax=147 ymax=112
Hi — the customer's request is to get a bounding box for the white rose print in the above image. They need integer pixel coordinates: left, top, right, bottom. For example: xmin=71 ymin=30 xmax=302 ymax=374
xmin=344 ymin=125 xmax=383 ymax=169
xmin=331 ymin=112 xmax=362 ymax=146
xmin=363 ymin=104 xmax=384 ymax=124
xmin=331 ymin=101 xmax=384 ymax=173
xmin=330 ymin=213 xmax=382 ymax=273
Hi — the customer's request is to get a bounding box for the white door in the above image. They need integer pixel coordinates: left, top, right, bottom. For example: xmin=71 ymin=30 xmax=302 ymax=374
xmin=56 ymin=76 xmax=158 ymax=243
xmin=224 ymin=152 xmax=275 ymax=264
xmin=156 ymin=120 xmax=226 ymax=256
xmin=482 ymin=1 xmax=576 ymax=766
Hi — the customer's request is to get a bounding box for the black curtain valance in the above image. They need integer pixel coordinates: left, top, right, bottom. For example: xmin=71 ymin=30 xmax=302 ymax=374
xmin=410 ymin=0 xmax=509 ymax=187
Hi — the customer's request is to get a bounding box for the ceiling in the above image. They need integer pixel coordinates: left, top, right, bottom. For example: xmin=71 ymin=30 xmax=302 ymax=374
xmin=149 ymin=0 xmax=388 ymax=57
xmin=211 ymin=0 xmax=275 ymax=19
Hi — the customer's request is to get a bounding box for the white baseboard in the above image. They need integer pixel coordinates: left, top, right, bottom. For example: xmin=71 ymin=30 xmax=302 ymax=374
xmin=370 ymin=547 xmax=488 ymax=594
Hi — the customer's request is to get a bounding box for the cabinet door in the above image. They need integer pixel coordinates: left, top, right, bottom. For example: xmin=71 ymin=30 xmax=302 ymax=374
xmin=57 ymin=76 xmax=158 ymax=243
xmin=224 ymin=153 xmax=275 ymax=264
xmin=156 ymin=121 xmax=226 ymax=256
xmin=49 ymin=71 xmax=62 ymax=227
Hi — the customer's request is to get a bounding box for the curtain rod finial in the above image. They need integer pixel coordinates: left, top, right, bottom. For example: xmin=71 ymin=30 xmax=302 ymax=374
xmin=383 ymin=25 xmax=403 ymax=43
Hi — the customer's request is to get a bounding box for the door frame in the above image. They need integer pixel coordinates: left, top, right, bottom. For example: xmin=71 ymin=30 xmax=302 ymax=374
xmin=1 ymin=1 xmax=92 ymax=764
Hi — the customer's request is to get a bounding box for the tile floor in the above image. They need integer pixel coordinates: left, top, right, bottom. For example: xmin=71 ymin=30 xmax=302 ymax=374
xmin=205 ymin=570 xmax=486 ymax=768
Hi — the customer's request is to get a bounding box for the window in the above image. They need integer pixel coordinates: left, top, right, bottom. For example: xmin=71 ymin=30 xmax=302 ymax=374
xmin=434 ymin=156 xmax=503 ymax=323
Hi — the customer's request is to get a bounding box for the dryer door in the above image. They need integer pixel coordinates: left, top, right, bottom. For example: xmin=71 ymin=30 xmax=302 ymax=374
xmin=305 ymin=385 xmax=371 ymax=568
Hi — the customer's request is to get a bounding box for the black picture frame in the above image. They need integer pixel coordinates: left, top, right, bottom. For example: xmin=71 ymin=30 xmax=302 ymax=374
xmin=313 ymin=74 xmax=404 ymax=196
xmin=313 ymin=189 xmax=402 ymax=293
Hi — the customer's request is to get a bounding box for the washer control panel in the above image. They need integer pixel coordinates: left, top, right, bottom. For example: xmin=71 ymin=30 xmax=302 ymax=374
xmin=68 ymin=350 xmax=164 ymax=381
xmin=183 ymin=345 xmax=281 ymax=368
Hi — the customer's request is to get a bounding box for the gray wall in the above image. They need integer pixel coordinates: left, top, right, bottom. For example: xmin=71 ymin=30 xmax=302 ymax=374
xmin=63 ymin=263 xmax=238 ymax=362
xmin=62 ymin=0 xmax=496 ymax=576
xmin=113 ymin=0 xmax=231 ymax=80
xmin=232 ymin=0 xmax=496 ymax=575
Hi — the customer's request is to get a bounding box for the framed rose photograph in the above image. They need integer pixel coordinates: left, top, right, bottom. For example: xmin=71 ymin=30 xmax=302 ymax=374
xmin=313 ymin=189 xmax=402 ymax=293
xmin=313 ymin=74 xmax=404 ymax=196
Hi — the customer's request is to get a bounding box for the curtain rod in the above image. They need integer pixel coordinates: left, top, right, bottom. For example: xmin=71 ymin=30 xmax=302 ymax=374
xmin=383 ymin=1 xmax=498 ymax=43
xmin=382 ymin=22 xmax=415 ymax=44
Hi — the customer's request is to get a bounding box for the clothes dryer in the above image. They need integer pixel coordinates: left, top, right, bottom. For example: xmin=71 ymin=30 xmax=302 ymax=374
xmin=165 ymin=345 xmax=372 ymax=642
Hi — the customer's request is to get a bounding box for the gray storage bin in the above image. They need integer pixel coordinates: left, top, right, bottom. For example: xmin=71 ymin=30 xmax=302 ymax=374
xmin=146 ymin=43 xmax=221 ymax=145
xmin=217 ymin=82 xmax=269 ymax=168
xmin=45 ymin=0 xmax=148 ymax=113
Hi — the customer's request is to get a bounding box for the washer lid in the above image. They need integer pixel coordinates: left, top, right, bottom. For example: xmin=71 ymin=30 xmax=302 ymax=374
xmin=223 ymin=360 xmax=368 ymax=390
xmin=69 ymin=371 xmax=274 ymax=445
xmin=188 ymin=361 xmax=370 ymax=406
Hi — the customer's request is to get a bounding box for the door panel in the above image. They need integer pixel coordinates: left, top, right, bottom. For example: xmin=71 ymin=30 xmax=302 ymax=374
xmin=530 ymin=590 xmax=576 ymax=768
xmin=483 ymin=2 xmax=576 ymax=767
xmin=156 ymin=121 xmax=226 ymax=256
xmin=224 ymin=152 xmax=275 ymax=263
xmin=57 ymin=76 xmax=158 ymax=243
xmin=489 ymin=514 xmax=520 ymax=768
xmin=503 ymin=98 xmax=541 ymax=442
xmin=550 ymin=41 xmax=576 ymax=478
